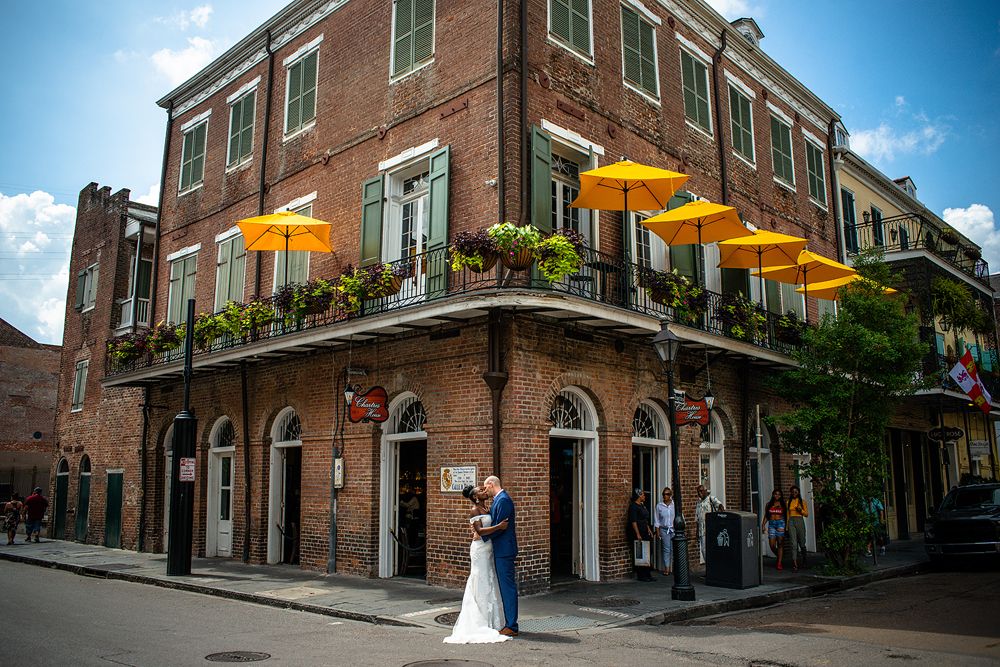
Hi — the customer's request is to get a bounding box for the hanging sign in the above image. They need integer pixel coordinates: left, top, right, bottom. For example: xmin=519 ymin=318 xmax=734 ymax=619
xmin=673 ymin=394 xmax=712 ymax=426
xmin=349 ymin=386 xmax=389 ymax=423
xmin=178 ymin=457 xmax=196 ymax=482
xmin=928 ymin=426 xmax=964 ymax=442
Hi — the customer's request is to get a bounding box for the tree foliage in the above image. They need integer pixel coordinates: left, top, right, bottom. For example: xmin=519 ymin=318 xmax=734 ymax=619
xmin=770 ymin=249 xmax=929 ymax=572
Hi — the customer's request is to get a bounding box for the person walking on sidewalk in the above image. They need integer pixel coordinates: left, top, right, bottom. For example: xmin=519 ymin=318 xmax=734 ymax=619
xmin=653 ymin=487 xmax=675 ymax=576
xmin=4 ymin=493 xmax=23 ymax=545
xmin=762 ymin=489 xmax=788 ymax=571
xmin=627 ymin=489 xmax=655 ymax=582
xmin=22 ymin=487 xmax=48 ymax=543
xmin=787 ymin=485 xmax=808 ymax=572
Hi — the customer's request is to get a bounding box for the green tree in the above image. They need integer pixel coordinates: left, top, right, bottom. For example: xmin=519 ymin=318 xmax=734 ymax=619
xmin=770 ymin=249 xmax=929 ymax=572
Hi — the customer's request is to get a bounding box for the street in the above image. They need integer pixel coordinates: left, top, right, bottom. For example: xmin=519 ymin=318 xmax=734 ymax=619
xmin=3 ymin=560 xmax=998 ymax=666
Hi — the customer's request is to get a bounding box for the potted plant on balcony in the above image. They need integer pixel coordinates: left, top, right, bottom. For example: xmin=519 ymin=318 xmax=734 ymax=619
xmin=146 ymin=321 xmax=185 ymax=355
xmin=367 ymin=262 xmax=411 ymax=298
xmin=639 ymin=267 xmax=689 ymax=308
xmin=219 ymin=300 xmax=274 ymax=339
xmin=488 ymin=222 xmax=541 ymax=271
xmin=293 ymin=277 xmax=337 ymax=315
xmin=964 ymin=246 xmax=982 ymax=261
xmin=940 ymin=228 xmax=959 ymax=245
xmin=774 ymin=310 xmax=806 ymax=346
xmin=717 ymin=292 xmax=766 ymax=343
xmin=107 ymin=330 xmax=149 ymax=364
xmin=536 ymin=228 xmax=585 ymax=283
xmin=450 ymin=229 xmax=499 ymax=273
xmin=193 ymin=311 xmax=228 ymax=351
xmin=336 ymin=267 xmax=366 ymax=315
xmin=676 ymin=285 xmax=709 ymax=324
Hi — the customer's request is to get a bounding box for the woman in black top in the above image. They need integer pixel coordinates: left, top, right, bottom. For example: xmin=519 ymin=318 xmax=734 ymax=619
xmin=627 ymin=488 xmax=655 ymax=582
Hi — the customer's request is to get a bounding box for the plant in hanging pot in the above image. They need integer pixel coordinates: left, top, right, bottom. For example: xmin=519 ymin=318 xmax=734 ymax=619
xmin=774 ymin=310 xmax=805 ymax=346
xmin=219 ymin=299 xmax=274 ymax=339
xmin=639 ymin=267 xmax=689 ymax=308
xmin=192 ymin=311 xmax=228 ymax=351
xmin=335 ymin=266 xmax=366 ymax=315
xmin=146 ymin=321 xmax=185 ymax=355
xmin=535 ymin=228 xmax=585 ymax=283
xmin=107 ymin=330 xmax=149 ymax=364
xmin=716 ymin=292 xmax=766 ymax=343
xmin=676 ymin=284 xmax=709 ymax=324
xmin=939 ymin=228 xmax=959 ymax=245
xmin=293 ymin=277 xmax=337 ymax=315
xmin=964 ymin=246 xmax=982 ymax=261
xmin=488 ymin=222 xmax=541 ymax=271
xmin=450 ymin=229 xmax=499 ymax=273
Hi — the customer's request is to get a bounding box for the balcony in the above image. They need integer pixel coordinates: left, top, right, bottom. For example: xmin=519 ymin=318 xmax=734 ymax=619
xmin=845 ymin=212 xmax=990 ymax=288
xmin=116 ymin=296 xmax=150 ymax=331
xmin=104 ymin=246 xmax=801 ymax=385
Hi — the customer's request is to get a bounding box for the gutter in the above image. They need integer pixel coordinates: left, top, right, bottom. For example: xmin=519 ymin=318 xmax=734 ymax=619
xmin=712 ymin=29 xmax=729 ymax=205
xmin=254 ymin=31 xmax=275 ymax=298
xmin=496 ymin=0 xmax=505 ymax=222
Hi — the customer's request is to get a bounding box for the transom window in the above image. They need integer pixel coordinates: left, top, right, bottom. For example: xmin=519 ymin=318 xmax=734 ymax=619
xmin=227 ymin=90 xmax=255 ymax=167
xmin=392 ymin=396 xmax=427 ymax=433
xmin=285 ymin=50 xmax=318 ymax=136
xmin=681 ymin=50 xmax=711 ymax=133
xmin=550 ymin=390 xmax=593 ymax=430
xmin=805 ymin=140 xmax=826 ymax=204
xmin=213 ymin=419 xmax=236 ymax=448
xmin=276 ymin=410 xmax=302 ymax=442
xmin=550 ymin=149 xmax=593 ymax=246
xmin=550 ymin=0 xmax=592 ymax=57
xmin=179 ymin=120 xmax=208 ymax=192
xmin=632 ymin=403 xmax=665 ymax=440
xmin=770 ymin=116 xmax=795 ymax=186
xmin=621 ymin=5 xmax=657 ymax=98
xmin=392 ymin=0 xmax=435 ymax=78
xmin=729 ymin=85 xmax=754 ymax=162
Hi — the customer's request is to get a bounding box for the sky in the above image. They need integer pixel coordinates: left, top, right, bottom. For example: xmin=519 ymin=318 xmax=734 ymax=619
xmin=1 ymin=1 xmax=998 ymax=345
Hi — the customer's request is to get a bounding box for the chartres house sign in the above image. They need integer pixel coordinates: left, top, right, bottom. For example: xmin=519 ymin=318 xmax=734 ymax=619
xmin=673 ymin=394 xmax=712 ymax=426
xmin=348 ymin=386 xmax=389 ymax=423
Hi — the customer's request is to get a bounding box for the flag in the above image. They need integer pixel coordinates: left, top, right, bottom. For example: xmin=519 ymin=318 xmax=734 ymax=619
xmin=948 ymin=350 xmax=993 ymax=414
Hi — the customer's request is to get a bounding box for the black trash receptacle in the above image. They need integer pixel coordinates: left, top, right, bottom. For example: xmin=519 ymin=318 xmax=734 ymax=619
xmin=705 ymin=511 xmax=760 ymax=589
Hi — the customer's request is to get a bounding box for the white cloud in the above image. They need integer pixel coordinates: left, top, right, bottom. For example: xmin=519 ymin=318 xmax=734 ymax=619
xmin=851 ymin=121 xmax=948 ymax=163
xmin=156 ymin=5 xmax=214 ymax=31
xmin=0 ymin=191 xmax=76 ymax=344
xmin=151 ymin=36 xmax=217 ymax=86
xmin=703 ymin=0 xmax=766 ymax=20
xmin=134 ymin=183 xmax=160 ymax=207
xmin=894 ymin=95 xmax=906 ymax=109
xmin=943 ymin=204 xmax=1000 ymax=270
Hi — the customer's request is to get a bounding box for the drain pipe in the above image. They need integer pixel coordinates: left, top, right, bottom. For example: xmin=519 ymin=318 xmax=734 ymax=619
xmin=147 ymin=101 xmax=172 ymax=330
xmin=740 ymin=358 xmax=750 ymax=511
xmin=519 ymin=0 xmax=528 ymax=225
xmin=495 ymin=0 xmax=505 ymax=222
xmin=138 ymin=387 xmax=151 ymax=552
xmin=240 ymin=360 xmax=252 ymax=563
xmin=254 ymin=30 xmax=275 ymax=298
xmin=483 ymin=309 xmax=508 ymax=476
xmin=712 ymin=29 xmax=730 ymax=205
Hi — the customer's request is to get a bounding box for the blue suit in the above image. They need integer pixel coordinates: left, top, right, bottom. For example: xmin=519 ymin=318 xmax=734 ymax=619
xmin=482 ymin=489 xmax=518 ymax=632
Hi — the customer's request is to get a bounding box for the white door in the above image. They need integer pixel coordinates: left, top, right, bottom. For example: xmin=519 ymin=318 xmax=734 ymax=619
xmin=217 ymin=453 xmax=233 ymax=557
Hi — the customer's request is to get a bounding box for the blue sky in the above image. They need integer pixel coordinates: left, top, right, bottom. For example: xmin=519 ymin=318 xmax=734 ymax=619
xmin=1 ymin=0 xmax=998 ymax=344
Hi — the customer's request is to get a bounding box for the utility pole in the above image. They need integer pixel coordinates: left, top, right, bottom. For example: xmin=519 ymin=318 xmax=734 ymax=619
xmin=167 ymin=298 xmax=197 ymax=576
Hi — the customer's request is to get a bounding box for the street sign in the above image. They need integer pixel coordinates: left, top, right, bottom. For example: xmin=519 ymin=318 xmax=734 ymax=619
xmin=928 ymin=426 xmax=964 ymax=442
xmin=178 ymin=457 xmax=196 ymax=482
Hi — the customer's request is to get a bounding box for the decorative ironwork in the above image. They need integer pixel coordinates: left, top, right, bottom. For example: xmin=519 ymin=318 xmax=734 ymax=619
xmin=550 ymin=391 xmax=591 ymax=430
xmin=393 ymin=397 xmax=427 ymax=433
xmin=632 ymin=403 xmax=665 ymax=440
xmin=213 ymin=419 xmax=236 ymax=448
xmin=276 ymin=411 xmax=301 ymax=442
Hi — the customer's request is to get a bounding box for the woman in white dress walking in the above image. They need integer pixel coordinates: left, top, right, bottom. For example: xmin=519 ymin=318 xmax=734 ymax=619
xmin=443 ymin=485 xmax=510 ymax=644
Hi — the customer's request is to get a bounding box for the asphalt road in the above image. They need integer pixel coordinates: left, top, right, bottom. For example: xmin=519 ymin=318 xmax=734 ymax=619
xmin=3 ymin=560 xmax=997 ymax=666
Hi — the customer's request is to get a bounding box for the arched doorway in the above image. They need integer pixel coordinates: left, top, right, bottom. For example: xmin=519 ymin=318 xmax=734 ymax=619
xmin=632 ymin=402 xmax=671 ymax=571
xmin=75 ymin=455 xmax=92 ymax=542
xmin=268 ymin=408 xmax=302 ymax=565
xmin=378 ymin=394 xmax=428 ymax=578
xmin=54 ymin=458 xmax=69 ymax=539
xmin=548 ymin=388 xmax=599 ymax=582
xmin=699 ymin=412 xmax=726 ymax=506
xmin=163 ymin=425 xmax=173 ymax=552
xmin=206 ymin=417 xmax=236 ymax=557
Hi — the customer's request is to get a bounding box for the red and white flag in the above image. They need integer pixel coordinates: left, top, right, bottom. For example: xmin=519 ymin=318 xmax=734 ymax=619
xmin=949 ymin=349 xmax=993 ymax=414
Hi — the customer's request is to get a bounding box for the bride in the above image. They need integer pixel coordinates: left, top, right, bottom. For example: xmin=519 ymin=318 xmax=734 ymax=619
xmin=443 ymin=485 xmax=511 ymax=644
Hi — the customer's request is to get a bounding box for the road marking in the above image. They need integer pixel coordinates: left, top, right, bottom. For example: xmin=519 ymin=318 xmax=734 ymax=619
xmin=577 ymin=606 xmax=630 ymax=619
xmin=328 ymin=622 xmax=343 ymax=626
xmin=400 ymin=606 xmax=455 ymax=618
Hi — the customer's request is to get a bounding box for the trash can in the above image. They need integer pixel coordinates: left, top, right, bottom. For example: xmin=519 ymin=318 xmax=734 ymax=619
xmin=705 ymin=511 xmax=760 ymax=589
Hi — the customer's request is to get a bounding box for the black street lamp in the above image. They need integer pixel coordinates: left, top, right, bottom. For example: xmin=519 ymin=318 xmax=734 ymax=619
xmin=651 ymin=323 xmax=696 ymax=601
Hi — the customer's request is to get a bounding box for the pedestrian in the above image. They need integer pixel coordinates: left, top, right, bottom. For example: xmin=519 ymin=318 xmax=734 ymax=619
xmin=865 ymin=496 xmax=886 ymax=556
xmin=695 ymin=484 xmax=724 ymax=565
xmin=627 ymin=488 xmax=655 ymax=582
xmin=4 ymin=493 xmax=24 ymax=545
xmin=22 ymin=487 xmax=48 ymax=543
xmin=787 ymin=485 xmax=808 ymax=572
xmin=762 ymin=489 xmax=787 ymax=570
xmin=653 ymin=487 xmax=675 ymax=576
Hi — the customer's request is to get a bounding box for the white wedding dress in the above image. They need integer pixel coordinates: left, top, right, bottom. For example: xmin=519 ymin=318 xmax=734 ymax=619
xmin=443 ymin=514 xmax=511 ymax=644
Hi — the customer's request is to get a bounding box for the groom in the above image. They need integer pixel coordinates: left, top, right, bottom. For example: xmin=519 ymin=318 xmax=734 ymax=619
xmin=481 ymin=475 xmax=518 ymax=637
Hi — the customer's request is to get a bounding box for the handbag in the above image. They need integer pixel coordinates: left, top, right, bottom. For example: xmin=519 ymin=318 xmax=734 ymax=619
xmin=633 ymin=539 xmax=651 ymax=567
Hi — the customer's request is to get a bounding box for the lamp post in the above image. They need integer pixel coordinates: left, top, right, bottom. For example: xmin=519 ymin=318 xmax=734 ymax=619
xmin=652 ymin=323 xmax=696 ymax=601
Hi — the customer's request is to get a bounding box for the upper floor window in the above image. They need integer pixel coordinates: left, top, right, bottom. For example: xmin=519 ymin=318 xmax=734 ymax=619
xmin=770 ymin=115 xmax=794 ymax=187
xmin=215 ymin=232 xmax=246 ymax=311
xmin=274 ymin=203 xmax=312 ymax=291
xmin=729 ymin=85 xmax=754 ymax=162
xmin=179 ymin=119 xmax=208 ymax=193
xmin=71 ymin=360 xmax=88 ymax=412
xmin=392 ymin=0 xmax=435 ymax=78
xmin=551 ymin=147 xmax=593 ymax=247
xmin=167 ymin=251 xmax=198 ymax=325
xmin=550 ymin=0 xmax=592 ymax=59
xmin=285 ymin=50 xmax=318 ymax=136
xmin=621 ymin=5 xmax=658 ymax=98
xmin=681 ymin=50 xmax=712 ymax=134
xmin=227 ymin=90 xmax=256 ymax=168
xmin=74 ymin=263 xmax=99 ymax=312
xmin=805 ymin=140 xmax=826 ymax=205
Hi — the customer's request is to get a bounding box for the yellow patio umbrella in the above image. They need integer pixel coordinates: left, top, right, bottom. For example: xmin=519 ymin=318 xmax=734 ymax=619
xmin=795 ymin=274 xmax=898 ymax=301
xmin=752 ymin=249 xmax=856 ymax=322
xmin=718 ymin=230 xmax=808 ymax=306
xmin=237 ymin=210 xmax=333 ymax=288
xmin=641 ymin=201 xmax=751 ymax=284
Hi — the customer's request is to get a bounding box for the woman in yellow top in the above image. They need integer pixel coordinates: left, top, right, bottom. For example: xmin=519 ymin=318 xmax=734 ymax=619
xmin=787 ymin=485 xmax=808 ymax=572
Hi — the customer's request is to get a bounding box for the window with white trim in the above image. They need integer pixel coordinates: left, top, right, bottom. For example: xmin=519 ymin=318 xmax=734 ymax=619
xmin=770 ymin=115 xmax=794 ymax=186
xmin=681 ymin=50 xmax=711 ymax=133
xmin=215 ymin=235 xmax=246 ymax=310
xmin=74 ymin=263 xmax=99 ymax=312
xmin=550 ymin=0 xmax=592 ymax=58
xmin=285 ymin=50 xmax=318 ymax=135
xmin=167 ymin=252 xmax=197 ymax=325
xmin=71 ymin=360 xmax=88 ymax=412
xmin=273 ymin=203 xmax=312 ymax=291
xmin=805 ymin=140 xmax=826 ymax=204
xmin=386 ymin=163 xmax=430 ymax=264
xmin=621 ymin=5 xmax=657 ymax=98
xmin=631 ymin=212 xmax=666 ymax=271
xmin=729 ymin=85 xmax=754 ymax=162
xmin=227 ymin=90 xmax=255 ymax=168
xmin=179 ymin=120 xmax=208 ymax=192
xmin=551 ymin=145 xmax=593 ymax=247
xmin=392 ymin=0 xmax=435 ymax=78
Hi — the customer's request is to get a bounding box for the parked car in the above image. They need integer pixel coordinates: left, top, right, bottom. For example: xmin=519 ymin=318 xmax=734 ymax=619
xmin=924 ymin=483 xmax=1000 ymax=564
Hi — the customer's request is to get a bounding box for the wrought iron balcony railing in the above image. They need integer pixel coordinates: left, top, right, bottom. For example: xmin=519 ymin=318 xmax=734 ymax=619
xmin=931 ymin=352 xmax=1000 ymax=400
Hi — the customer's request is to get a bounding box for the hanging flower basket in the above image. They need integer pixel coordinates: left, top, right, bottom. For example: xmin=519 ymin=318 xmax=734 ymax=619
xmin=450 ymin=230 xmax=499 ymax=273
xmin=488 ymin=222 xmax=541 ymax=271
xmin=500 ymin=246 xmax=535 ymax=271
xmin=473 ymin=252 xmax=499 ymax=273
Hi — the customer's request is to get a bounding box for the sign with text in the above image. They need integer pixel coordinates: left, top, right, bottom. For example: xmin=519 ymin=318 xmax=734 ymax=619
xmin=178 ymin=457 xmax=196 ymax=482
xmin=673 ymin=395 xmax=711 ymax=426
xmin=440 ymin=466 xmax=476 ymax=493
xmin=928 ymin=426 xmax=964 ymax=442
xmin=970 ymin=440 xmax=990 ymax=458
xmin=348 ymin=386 xmax=389 ymax=423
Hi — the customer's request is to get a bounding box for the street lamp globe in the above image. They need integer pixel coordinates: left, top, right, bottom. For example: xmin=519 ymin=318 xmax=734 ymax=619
xmin=652 ymin=327 xmax=681 ymax=364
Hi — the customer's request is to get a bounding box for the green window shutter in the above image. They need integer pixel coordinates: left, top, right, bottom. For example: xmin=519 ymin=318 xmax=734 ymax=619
xmin=426 ymin=145 xmax=450 ymax=297
xmin=682 ymin=52 xmax=696 ymax=121
xmin=667 ymin=192 xmax=697 ymax=280
xmin=721 ymin=267 xmax=749 ymax=296
xmin=570 ymin=0 xmax=590 ymax=54
xmin=638 ymin=20 xmax=656 ymax=96
xmin=215 ymin=241 xmax=232 ymax=311
xmin=88 ymin=266 xmax=99 ymax=308
xmin=301 ymin=52 xmax=317 ymax=125
xmin=228 ymin=103 xmax=241 ymax=166
xmin=360 ymin=175 xmax=384 ymax=267
xmin=531 ymin=126 xmax=553 ymax=233
xmin=137 ymin=260 xmax=152 ymax=299
xmin=412 ymin=0 xmax=434 ymax=65
xmin=168 ymin=260 xmax=183 ymax=324
xmin=192 ymin=123 xmax=206 ymax=185
xmin=75 ymin=270 xmax=87 ymax=310
xmin=621 ymin=7 xmax=641 ymax=86
xmin=393 ymin=0 xmax=414 ymax=76
xmin=286 ymin=60 xmax=302 ymax=133
xmin=550 ymin=0 xmax=571 ymax=44
xmin=230 ymin=236 xmax=246 ymax=303
xmin=764 ymin=279 xmax=781 ymax=314
xmin=180 ymin=131 xmax=194 ymax=190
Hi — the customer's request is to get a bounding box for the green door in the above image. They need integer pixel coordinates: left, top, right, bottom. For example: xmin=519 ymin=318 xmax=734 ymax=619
xmin=104 ymin=471 xmax=123 ymax=548
xmin=76 ymin=472 xmax=91 ymax=542
xmin=54 ymin=472 xmax=68 ymax=539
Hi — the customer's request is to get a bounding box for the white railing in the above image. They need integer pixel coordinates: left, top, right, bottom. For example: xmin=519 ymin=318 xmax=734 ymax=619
xmin=118 ymin=297 xmax=151 ymax=329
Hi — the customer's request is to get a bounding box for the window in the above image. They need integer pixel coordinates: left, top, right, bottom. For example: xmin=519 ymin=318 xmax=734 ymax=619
xmin=621 ymin=5 xmax=657 ymax=98
xmin=179 ymin=121 xmax=208 ymax=192
xmin=770 ymin=116 xmax=794 ymax=186
xmin=805 ymin=140 xmax=826 ymax=205
xmin=681 ymin=50 xmax=711 ymax=133
xmin=780 ymin=281 xmax=804 ymax=319
xmin=75 ymin=263 xmax=99 ymax=312
xmin=392 ymin=0 xmax=435 ymax=78
xmin=729 ymin=85 xmax=754 ymax=162
xmin=215 ymin=234 xmax=246 ymax=311
xmin=842 ymin=189 xmax=858 ymax=253
xmin=167 ymin=253 xmax=197 ymax=325
xmin=274 ymin=204 xmax=311 ymax=290
xmin=871 ymin=205 xmax=884 ymax=246
xmin=550 ymin=0 xmax=592 ymax=58
xmin=285 ymin=50 xmax=318 ymax=136
xmin=551 ymin=148 xmax=593 ymax=247
xmin=227 ymin=90 xmax=255 ymax=168
xmin=71 ymin=360 xmax=88 ymax=412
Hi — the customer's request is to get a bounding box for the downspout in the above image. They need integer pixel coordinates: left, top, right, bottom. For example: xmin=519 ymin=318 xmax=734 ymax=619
xmin=254 ymin=30 xmax=275 ymax=298
xmin=496 ymin=0 xmax=505 ymax=222
xmin=827 ymin=119 xmax=845 ymax=262
xmin=241 ymin=361 xmax=252 ymax=563
xmin=138 ymin=387 xmax=150 ymax=552
xmin=519 ymin=0 xmax=529 ymax=226
xmin=147 ymin=101 xmax=173 ymax=331
xmin=712 ymin=29 xmax=729 ymax=205
xmin=740 ymin=358 xmax=750 ymax=511
xmin=483 ymin=310 xmax=508 ymax=476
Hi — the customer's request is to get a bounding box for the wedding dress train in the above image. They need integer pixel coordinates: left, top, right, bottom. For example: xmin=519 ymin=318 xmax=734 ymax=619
xmin=443 ymin=514 xmax=511 ymax=644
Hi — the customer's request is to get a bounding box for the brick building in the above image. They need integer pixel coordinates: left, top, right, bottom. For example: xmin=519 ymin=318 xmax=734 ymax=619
xmin=77 ymin=0 xmax=850 ymax=590
xmin=0 ymin=319 xmax=59 ymax=503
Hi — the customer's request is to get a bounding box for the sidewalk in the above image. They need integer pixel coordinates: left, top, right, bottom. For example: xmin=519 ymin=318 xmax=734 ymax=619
xmin=0 ymin=538 xmax=928 ymax=634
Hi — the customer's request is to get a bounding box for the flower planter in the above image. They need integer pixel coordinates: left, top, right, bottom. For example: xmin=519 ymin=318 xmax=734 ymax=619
xmin=649 ymin=288 xmax=672 ymax=306
xmin=471 ymin=252 xmax=499 ymax=273
xmin=383 ymin=274 xmax=404 ymax=296
xmin=500 ymin=247 xmax=534 ymax=271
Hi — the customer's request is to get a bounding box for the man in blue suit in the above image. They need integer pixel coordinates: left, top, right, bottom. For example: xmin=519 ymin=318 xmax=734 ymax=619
xmin=479 ymin=475 xmax=518 ymax=636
